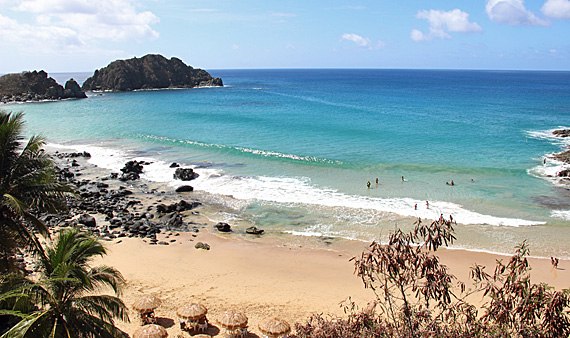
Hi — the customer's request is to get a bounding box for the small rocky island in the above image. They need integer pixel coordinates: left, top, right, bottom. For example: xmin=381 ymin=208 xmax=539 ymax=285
xmin=0 ymin=70 xmax=86 ymax=103
xmin=81 ymin=54 xmax=223 ymax=92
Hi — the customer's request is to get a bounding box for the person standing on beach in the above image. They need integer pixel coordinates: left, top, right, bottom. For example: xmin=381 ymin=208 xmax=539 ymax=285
xmin=426 ymin=201 xmax=429 ymax=208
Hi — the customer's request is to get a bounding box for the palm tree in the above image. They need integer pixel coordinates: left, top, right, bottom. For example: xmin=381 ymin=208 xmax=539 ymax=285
xmin=0 ymin=110 xmax=73 ymax=273
xmin=1 ymin=228 xmax=129 ymax=338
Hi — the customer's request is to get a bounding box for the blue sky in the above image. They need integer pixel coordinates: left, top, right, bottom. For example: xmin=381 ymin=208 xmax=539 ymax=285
xmin=0 ymin=0 xmax=569 ymax=73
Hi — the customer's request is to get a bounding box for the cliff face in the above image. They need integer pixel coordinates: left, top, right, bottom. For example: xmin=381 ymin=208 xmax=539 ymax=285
xmin=0 ymin=70 xmax=87 ymax=103
xmin=81 ymin=54 xmax=223 ymax=92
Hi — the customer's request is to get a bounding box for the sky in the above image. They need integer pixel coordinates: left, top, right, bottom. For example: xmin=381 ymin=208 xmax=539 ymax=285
xmin=0 ymin=0 xmax=569 ymax=73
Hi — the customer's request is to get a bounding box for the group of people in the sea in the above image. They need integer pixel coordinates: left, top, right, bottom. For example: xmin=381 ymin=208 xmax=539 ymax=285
xmin=366 ymin=177 xmax=464 ymax=189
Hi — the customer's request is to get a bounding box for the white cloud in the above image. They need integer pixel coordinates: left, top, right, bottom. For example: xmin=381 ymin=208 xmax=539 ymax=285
xmin=486 ymin=0 xmax=549 ymax=26
xmin=0 ymin=13 xmax=84 ymax=49
xmin=341 ymin=33 xmax=384 ymax=49
xmin=541 ymin=0 xmax=570 ymax=19
xmin=12 ymin=0 xmax=159 ymax=42
xmin=410 ymin=29 xmax=426 ymax=42
xmin=411 ymin=9 xmax=482 ymax=42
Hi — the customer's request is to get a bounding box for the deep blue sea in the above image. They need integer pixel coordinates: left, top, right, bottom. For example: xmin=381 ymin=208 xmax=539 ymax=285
xmin=10 ymin=69 xmax=570 ymax=257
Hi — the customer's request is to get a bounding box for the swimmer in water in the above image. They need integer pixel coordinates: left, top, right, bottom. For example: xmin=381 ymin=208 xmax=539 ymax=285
xmin=375 ymin=178 xmax=378 ymax=185
xmin=367 ymin=181 xmax=371 ymax=189
xmin=426 ymin=201 xmax=429 ymax=208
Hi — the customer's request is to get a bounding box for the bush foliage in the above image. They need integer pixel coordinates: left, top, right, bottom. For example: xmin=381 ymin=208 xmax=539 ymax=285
xmin=292 ymin=216 xmax=570 ymax=338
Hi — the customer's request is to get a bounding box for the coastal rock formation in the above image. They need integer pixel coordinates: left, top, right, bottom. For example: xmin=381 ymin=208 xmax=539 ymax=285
xmin=553 ymin=129 xmax=570 ymax=138
xmin=0 ymin=70 xmax=87 ymax=103
xmin=81 ymin=54 xmax=223 ymax=92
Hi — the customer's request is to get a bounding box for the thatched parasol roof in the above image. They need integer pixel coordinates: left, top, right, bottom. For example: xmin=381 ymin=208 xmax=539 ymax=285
xmin=133 ymin=324 xmax=168 ymax=338
xmin=177 ymin=302 xmax=207 ymax=320
xmin=133 ymin=295 xmax=162 ymax=313
xmin=217 ymin=311 xmax=248 ymax=330
xmin=258 ymin=317 xmax=291 ymax=337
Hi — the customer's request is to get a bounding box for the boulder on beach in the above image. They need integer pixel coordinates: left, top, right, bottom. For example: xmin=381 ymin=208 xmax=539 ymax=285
xmin=176 ymin=185 xmax=194 ymax=193
xmin=78 ymin=214 xmax=96 ymax=228
xmin=81 ymin=54 xmax=223 ymax=92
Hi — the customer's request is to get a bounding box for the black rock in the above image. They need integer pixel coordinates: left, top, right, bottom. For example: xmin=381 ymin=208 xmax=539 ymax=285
xmin=175 ymin=185 xmax=194 ymax=193
xmin=78 ymin=214 xmax=96 ymax=227
xmin=121 ymin=160 xmax=144 ymax=174
xmin=173 ymin=168 xmax=199 ymax=181
xmin=170 ymin=162 xmax=180 ymax=168
xmin=215 ymin=222 xmax=232 ymax=232
xmin=246 ymin=226 xmax=264 ymax=235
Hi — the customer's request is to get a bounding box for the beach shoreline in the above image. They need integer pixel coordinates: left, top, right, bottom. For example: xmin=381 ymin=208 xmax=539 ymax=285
xmin=45 ymin=147 xmax=570 ymax=337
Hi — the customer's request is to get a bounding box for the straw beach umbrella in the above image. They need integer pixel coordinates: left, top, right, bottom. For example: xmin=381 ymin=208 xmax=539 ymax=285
xmin=258 ymin=317 xmax=291 ymax=337
xmin=217 ymin=311 xmax=248 ymax=330
xmin=177 ymin=302 xmax=207 ymax=321
xmin=133 ymin=324 xmax=168 ymax=338
xmin=133 ymin=295 xmax=162 ymax=313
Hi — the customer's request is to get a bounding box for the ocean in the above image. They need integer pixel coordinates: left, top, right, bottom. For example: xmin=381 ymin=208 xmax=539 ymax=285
xmin=10 ymin=69 xmax=570 ymax=258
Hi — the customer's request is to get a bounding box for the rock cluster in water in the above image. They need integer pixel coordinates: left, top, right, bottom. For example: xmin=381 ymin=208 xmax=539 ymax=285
xmin=81 ymin=54 xmax=223 ymax=92
xmin=0 ymin=70 xmax=86 ymax=103
xmin=551 ymin=129 xmax=570 ymax=179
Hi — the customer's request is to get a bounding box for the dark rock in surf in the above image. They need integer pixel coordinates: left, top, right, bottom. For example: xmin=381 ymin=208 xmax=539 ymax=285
xmin=246 ymin=226 xmax=264 ymax=235
xmin=215 ymin=222 xmax=232 ymax=232
xmin=174 ymin=168 xmax=199 ymax=181
xmin=553 ymin=129 xmax=570 ymax=138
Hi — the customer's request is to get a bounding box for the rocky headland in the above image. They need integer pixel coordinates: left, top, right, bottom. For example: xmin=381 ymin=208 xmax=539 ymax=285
xmin=0 ymin=70 xmax=86 ymax=103
xmin=81 ymin=54 xmax=223 ymax=92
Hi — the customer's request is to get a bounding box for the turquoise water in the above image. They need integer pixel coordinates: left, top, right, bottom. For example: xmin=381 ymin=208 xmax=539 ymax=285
xmin=10 ymin=69 xmax=570 ymax=257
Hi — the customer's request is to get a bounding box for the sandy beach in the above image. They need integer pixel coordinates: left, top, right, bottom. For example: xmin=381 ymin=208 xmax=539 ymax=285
xmin=52 ymin=152 xmax=570 ymax=337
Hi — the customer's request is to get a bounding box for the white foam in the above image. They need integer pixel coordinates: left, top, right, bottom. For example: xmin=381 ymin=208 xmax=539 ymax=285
xmin=191 ymin=170 xmax=542 ymax=227
xmin=526 ymin=127 xmax=570 ymax=146
xmin=526 ymin=127 xmax=570 ymax=187
xmin=552 ymin=210 xmax=570 ymax=221
xmin=47 ymin=142 xmax=544 ymax=228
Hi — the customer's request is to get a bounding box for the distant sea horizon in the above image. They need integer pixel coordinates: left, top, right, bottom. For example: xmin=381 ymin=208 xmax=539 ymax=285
xmin=10 ymin=68 xmax=570 ymax=258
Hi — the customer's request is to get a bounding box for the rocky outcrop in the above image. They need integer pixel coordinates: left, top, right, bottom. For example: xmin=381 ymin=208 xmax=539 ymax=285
xmin=553 ymin=129 xmax=570 ymax=138
xmin=0 ymin=70 xmax=87 ymax=103
xmin=81 ymin=54 xmax=223 ymax=92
